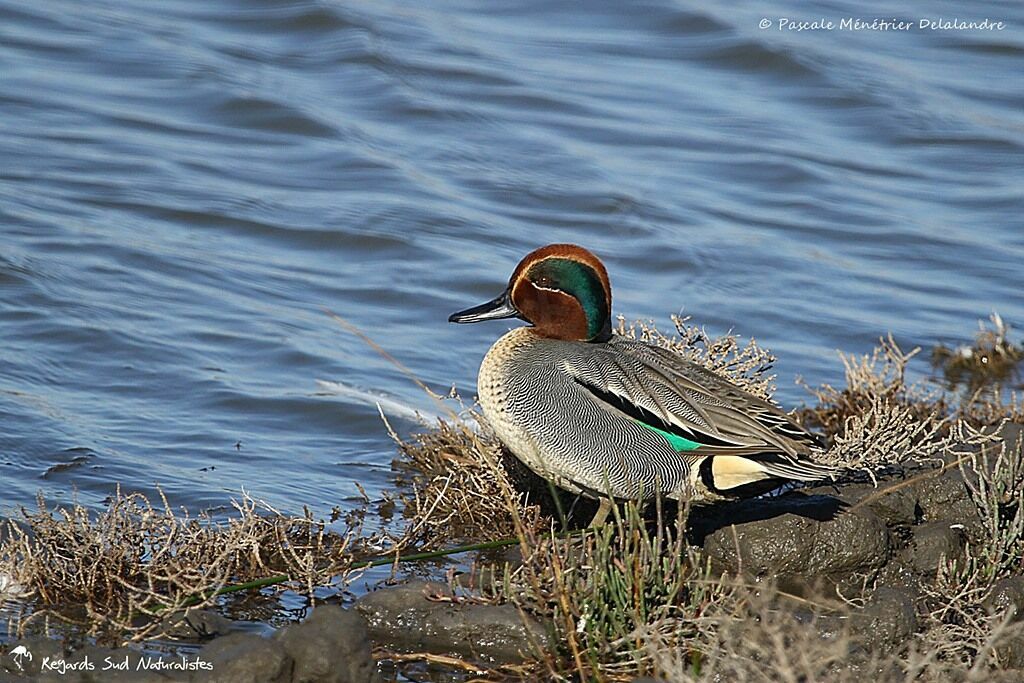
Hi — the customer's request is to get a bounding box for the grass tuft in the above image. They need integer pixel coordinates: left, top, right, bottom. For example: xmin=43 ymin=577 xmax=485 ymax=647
xmin=388 ymin=408 xmax=543 ymax=549
xmin=490 ymin=501 xmax=721 ymax=680
xmin=932 ymin=313 xmax=1024 ymax=393
xmin=0 ymin=488 xmax=369 ymax=642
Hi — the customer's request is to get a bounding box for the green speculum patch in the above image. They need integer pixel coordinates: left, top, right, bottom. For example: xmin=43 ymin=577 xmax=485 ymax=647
xmin=634 ymin=419 xmax=703 ymax=451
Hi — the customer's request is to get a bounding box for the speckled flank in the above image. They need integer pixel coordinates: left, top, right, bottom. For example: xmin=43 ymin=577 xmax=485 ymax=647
xmin=477 ymin=327 xmax=707 ymax=500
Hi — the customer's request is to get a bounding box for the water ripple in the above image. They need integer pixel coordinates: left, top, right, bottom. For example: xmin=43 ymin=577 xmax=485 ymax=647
xmin=0 ymin=0 xmax=1022 ymax=528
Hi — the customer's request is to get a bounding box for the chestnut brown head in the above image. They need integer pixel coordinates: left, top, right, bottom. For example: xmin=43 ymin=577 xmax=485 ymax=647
xmin=449 ymin=244 xmax=612 ymax=342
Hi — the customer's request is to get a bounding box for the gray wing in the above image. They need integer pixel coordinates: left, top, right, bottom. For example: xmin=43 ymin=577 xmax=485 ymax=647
xmin=562 ymin=335 xmax=823 ymax=459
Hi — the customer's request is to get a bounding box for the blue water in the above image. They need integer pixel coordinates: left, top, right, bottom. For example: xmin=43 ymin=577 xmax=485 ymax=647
xmin=2 ymin=0 xmax=1022 ymax=532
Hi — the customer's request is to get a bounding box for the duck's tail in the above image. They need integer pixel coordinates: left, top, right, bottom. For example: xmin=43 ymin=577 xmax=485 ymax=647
xmin=703 ymin=452 xmax=837 ymax=492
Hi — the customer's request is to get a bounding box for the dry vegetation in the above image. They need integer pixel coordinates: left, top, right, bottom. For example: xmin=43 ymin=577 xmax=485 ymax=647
xmin=644 ymin=584 xmax=858 ymax=683
xmin=795 ymin=334 xmax=959 ymax=474
xmin=495 ymin=502 xmax=713 ymax=680
xmin=0 ymin=488 xmax=371 ymax=642
xmin=387 ymin=410 xmax=543 ymax=549
xmin=946 ymin=315 xmax=1024 ymax=430
xmin=932 ymin=313 xmax=1024 ymax=392
xmin=1 ymin=313 xmax=1023 ymax=681
xmin=917 ymin=428 xmax=1024 ymax=673
xmin=615 ymin=314 xmax=778 ymax=399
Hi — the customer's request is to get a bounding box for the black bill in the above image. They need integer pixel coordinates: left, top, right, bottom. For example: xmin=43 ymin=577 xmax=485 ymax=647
xmin=448 ymin=289 xmax=519 ymax=324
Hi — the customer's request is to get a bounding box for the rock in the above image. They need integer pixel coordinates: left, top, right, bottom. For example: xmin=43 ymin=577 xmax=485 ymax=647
xmin=273 ymin=605 xmax=379 ymax=683
xmin=872 ymin=558 xmax=922 ymax=597
xmin=909 ymin=467 xmax=983 ymax=541
xmin=901 ymin=424 xmax=1023 ymax=543
xmin=699 ymin=496 xmax=891 ymax=589
xmin=904 ymin=521 xmax=966 ymax=574
xmin=853 ymin=485 xmax=919 ymax=528
xmin=803 ymin=480 xmax=919 ymax=528
xmin=849 ymin=587 xmax=917 ymax=654
xmin=161 ymin=609 xmax=233 ymax=640
xmin=985 ymin=577 xmax=1024 ymax=621
xmin=198 ymin=633 xmax=292 ymax=683
xmin=1000 ymin=423 xmax=1023 ymax=457
xmin=827 ymin=653 xmax=907 ymax=682
xmin=355 ymin=580 xmax=547 ymax=664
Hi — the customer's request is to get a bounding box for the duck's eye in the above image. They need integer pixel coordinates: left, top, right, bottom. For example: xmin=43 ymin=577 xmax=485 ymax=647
xmin=535 ymin=276 xmax=555 ymax=288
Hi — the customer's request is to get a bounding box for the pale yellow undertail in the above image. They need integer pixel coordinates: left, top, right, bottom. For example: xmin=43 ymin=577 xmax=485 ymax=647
xmin=710 ymin=455 xmax=772 ymax=490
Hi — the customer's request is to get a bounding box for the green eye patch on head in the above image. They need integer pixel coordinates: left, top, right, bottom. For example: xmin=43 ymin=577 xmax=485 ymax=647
xmin=528 ymin=258 xmax=610 ymax=340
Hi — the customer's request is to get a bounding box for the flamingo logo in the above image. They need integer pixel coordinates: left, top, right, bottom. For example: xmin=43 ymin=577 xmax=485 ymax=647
xmin=8 ymin=645 xmax=32 ymax=671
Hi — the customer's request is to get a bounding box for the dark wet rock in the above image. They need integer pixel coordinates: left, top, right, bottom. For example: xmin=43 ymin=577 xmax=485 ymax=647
xmin=986 ymin=577 xmax=1024 ymax=622
xmin=815 ymin=587 xmax=914 ymax=655
xmin=355 ymin=580 xmax=547 ymax=664
xmin=849 ymin=587 xmax=917 ymax=654
xmin=803 ymin=479 xmax=919 ymax=528
xmin=1001 ymin=423 xmax=1024 ymax=456
xmin=198 ymin=633 xmax=292 ymax=683
xmin=903 ymin=521 xmax=966 ymax=574
xmin=273 ymin=605 xmax=379 ymax=683
xmin=196 ymin=606 xmax=379 ymax=683
xmin=873 ymin=558 xmax=922 ymax=597
xmin=689 ymin=492 xmax=846 ymax=542
xmin=908 ymin=467 xmax=983 ymax=540
xmin=161 ymin=609 xmax=233 ymax=640
xmin=828 ymin=654 xmax=907 ymax=682
xmin=854 ymin=486 xmax=918 ymax=528
xmin=699 ymin=496 xmax=891 ymax=589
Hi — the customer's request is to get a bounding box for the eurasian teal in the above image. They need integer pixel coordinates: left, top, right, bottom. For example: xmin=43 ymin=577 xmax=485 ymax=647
xmin=449 ymin=244 xmax=834 ymax=524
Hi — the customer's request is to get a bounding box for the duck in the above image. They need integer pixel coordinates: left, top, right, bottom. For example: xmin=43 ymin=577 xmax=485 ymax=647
xmin=449 ymin=243 xmax=835 ymax=525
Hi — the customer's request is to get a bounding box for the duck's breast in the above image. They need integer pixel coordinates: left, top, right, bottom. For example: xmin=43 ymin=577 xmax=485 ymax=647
xmin=477 ymin=329 xmax=693 ymax=499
